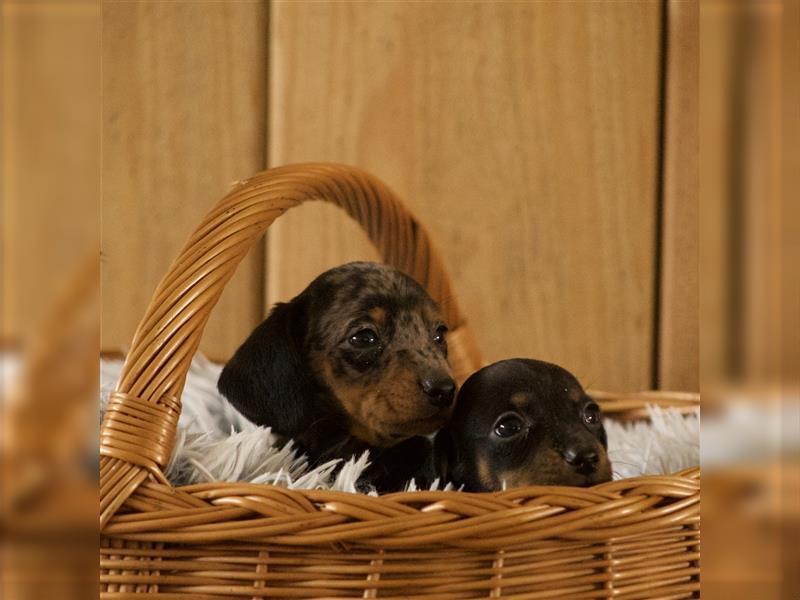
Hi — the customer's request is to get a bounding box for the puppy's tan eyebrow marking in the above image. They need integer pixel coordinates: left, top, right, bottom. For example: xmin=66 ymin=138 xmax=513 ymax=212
xmin=368 ymin=307 xmax=386 ymax=325
xmin=510 ymin=392 xmax=531 ymax=408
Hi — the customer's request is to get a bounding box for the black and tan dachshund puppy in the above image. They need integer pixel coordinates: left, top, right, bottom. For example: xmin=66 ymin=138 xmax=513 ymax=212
xmin=434 ymin=359 xmax=612 ymax=491
xmin=218 ymin=261 xmax=455 ymax=491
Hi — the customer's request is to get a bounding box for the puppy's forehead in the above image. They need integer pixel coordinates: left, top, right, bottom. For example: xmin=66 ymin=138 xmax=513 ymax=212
xmin=459 ymin=359 xmax=585 ymax=416
xmin=519 ymin=360 xmax=583 ymax=396
xmin=323 ymin=264 xmax=437 ymax=312
xmin=330 ymin=263 xmax=401 ymax=293
xmin=306 ymin=263 xmax=442 ymax=342
xmin=508 ymin=385 xmax=582 ymax=416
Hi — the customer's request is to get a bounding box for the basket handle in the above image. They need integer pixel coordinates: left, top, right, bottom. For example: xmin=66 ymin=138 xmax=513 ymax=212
xmin=99 ymin=163 xmax=482 ymax=526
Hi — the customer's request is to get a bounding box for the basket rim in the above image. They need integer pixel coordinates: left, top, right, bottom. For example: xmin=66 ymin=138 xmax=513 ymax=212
xmin=101 ymin=466 xmax=699 ymax=548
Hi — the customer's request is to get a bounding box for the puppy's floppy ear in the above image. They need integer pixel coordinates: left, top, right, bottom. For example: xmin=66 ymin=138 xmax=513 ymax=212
xmin=217 ymin=294 xmax=319 ymax=435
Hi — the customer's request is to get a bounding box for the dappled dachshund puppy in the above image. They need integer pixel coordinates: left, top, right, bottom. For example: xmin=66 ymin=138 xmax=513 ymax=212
xmin=434 ymin=359 xmax=612 ymax=491
xmin=217 ymin=261 xmax=456 ymax=491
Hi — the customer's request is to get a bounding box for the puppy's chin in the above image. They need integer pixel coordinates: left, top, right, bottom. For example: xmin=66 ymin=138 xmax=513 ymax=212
xmin=520 ymin=464 xmax=613 ymax=488
xmin=534 ymin=470 xmax=612 ymax=488
xmin=474 ymin=452 xmax=613 ymax=491
xmin=351 ymin=412 xmax=450 ymax=447
xmin=393 ymin=414 xmax=451 ymax=439
xmin=482 ymin=470 xmax=609 ymax=491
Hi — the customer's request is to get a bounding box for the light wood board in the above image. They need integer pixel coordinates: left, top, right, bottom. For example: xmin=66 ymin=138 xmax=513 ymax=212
xmin=101 ymin=0 xmax=268 ymax=360
xmin=2 ymin=2 xmax=101 ymax=346
xmin=267 ymin=1 xmax=662 ymax=391
xmin=659 ymin=0 xmax=699 ymax=391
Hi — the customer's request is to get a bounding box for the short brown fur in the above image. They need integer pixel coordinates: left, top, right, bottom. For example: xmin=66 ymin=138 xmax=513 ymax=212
xmin=436 ymin=359 xmax=612 ymax=491
xmin=219 ymin=262 xmax=455 ymax=489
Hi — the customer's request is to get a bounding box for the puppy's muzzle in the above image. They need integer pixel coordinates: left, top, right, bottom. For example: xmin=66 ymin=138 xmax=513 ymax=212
xmin=561 ymin=445 xmax=600 ymax=476
xmin=420 ymin=376 xmax=456 ymax=408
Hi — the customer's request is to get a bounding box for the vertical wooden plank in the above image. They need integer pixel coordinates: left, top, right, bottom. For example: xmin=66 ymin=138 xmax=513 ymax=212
xmin=659 ymin=0 xmax=699 ymax=391
xmin=101 ymin=0 xmax=268 ymax=361
xmin=2 ymin=2 xmax=100 ymax=347
xmin=698 ymin=2 xmax=733 ymax=392
xmin=698 ymin=0 xmax=784 ymax=392
xmin=738 ymin=3 xmax=783 ymax=385
xmin=267 ymin=1 xmax=662 ymax=391
xmin=782 ymin=0 xmax=800 ymax=391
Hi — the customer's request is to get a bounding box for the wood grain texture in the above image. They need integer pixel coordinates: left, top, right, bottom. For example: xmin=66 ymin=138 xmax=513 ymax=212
xmin=101 ymin=0 xmax=268 ymax=360
xmin=2 ymin=2 xmax=100 ymax=345
xmin=698 ymin=1 xmax=783 ymax=389
xmin=659 ymin=0 xmax=699 ymax=391
xmin=783 ymin=0 xmax=800 ymax=387
xmin=267 ymin=1 xmax=662 ymax=391
xmin=738 ymin=2 xmax=783 ymax=385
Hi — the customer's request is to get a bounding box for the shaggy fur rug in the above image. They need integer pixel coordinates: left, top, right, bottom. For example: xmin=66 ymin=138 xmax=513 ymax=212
xmin=100 ymin=355 xmax=699 ymax=494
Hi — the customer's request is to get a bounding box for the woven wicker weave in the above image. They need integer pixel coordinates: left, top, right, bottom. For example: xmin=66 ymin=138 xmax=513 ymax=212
xmin=99 ymin=163 xmax=700 ymax=599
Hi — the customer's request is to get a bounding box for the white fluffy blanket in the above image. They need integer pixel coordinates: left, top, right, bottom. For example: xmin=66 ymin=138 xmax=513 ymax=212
xmin=100 ymin=355 xmax=699 ymax=493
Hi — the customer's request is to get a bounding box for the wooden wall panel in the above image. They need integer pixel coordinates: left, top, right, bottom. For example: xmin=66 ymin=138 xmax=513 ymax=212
xmin=267 ymin=1 xmax=662 ymax=391
xmin=101 ymin=1 xmax=268 ymax=360
xmin=698 ymin=0 xmax=783 ymax=392
xmin=783 ymin=0 xmax=800 ymax=388
xmin=2 ymin=2 xmax=100 ymax=346
xmin=659 ymin=0 xmax=699 ymax=391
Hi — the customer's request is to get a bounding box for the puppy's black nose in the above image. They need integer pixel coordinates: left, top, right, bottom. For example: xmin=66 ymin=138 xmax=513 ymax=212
xmin=562 ymin=447 xmax=599 ymax=476
xmin=421 ymin=377 xmax=456 ymax=408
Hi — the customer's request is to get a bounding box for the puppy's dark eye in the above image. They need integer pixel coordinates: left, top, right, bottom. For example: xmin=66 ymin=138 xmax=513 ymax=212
xmin=433 ymin=325 xmax=448 ymax=345
xmin=493 ymin=412 xmax=525 ymax=438
xmin=583 ymin=403 xmax=601 ymax=426
xmin=349 ymin=328 xmax=379 ymax=348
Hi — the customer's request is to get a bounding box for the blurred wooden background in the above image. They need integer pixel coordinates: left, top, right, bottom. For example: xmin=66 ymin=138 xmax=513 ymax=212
xmin=96 ymin=0 xmax=698 ymax=392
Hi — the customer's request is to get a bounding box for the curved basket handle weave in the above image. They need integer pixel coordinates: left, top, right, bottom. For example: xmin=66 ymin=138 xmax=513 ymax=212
xmin=100 ymin=163 xmax=482 ymax=527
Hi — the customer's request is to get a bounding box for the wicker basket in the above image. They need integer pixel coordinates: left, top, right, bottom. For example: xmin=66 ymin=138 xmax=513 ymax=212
xmin=99 ymin=163 xmax=700 ymax=599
